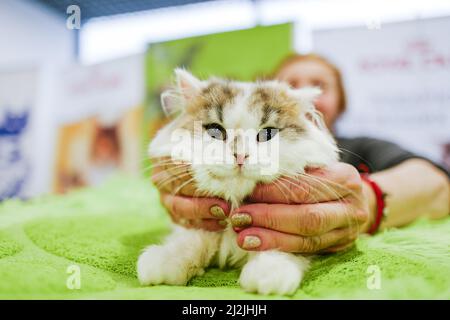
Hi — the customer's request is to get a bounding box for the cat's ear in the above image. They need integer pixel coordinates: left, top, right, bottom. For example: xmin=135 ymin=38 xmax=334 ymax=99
xmin=292 ymin=86 xmax=322 ymax=106
xmin=160 ymin=69 xmax=202 ymax=116
xmin=293 ymin=86 xmax=328 ymax=131
xmin=175 ymin=68 xmax=202 ymax=100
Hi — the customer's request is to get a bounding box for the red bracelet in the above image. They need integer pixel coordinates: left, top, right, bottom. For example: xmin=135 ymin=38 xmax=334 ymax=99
xmin=360 ymin=174 xmax=388 ymax=234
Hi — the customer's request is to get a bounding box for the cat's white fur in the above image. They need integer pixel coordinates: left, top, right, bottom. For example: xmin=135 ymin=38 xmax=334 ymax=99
xmin=137 ymin=69 xmax=338 ymax=295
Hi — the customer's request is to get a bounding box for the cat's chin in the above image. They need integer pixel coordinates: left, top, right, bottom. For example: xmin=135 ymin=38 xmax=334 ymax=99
xmin=193 ymin=170 xmax=259 ymax=207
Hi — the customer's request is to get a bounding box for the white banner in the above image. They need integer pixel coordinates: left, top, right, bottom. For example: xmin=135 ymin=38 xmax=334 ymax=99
xmin=52 ymin=54 xmax=145 ymax=193
xmin=0 ymin=69 xmax=37 ymax=200
xmin=57 ymin=54 xmax=145 ymax=125
xmin=313 ymin=17 xmax=450 ymax=167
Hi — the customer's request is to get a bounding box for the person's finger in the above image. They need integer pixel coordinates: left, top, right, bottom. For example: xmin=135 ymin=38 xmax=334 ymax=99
xmin=236 ymin=227 xmax=353 ymax=253
xmin=231 ymin=202 xmax=367 ymax=236
xmin=305 ymin=162 xmax=365 ymax=205
xmin=318 ymin=229 xmax=359 ymax=253
xmin=161 ymin=193 xmax=230 ymax=220
xmin=248 ymin=162 xmax=360 ymax=204
xmin=322 ymin=240 xmax=356 ymax=253
xmin=304 ymin=162 xmax=362 ymax=189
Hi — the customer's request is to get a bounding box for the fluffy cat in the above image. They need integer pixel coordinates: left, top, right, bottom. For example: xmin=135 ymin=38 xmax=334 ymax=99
xmin=137 ymin=69 xmax=339 ymax=295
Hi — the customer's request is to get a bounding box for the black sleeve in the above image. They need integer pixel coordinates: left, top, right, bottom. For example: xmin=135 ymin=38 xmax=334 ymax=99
xmin=336 ymin=136 xmax=450 ymax=177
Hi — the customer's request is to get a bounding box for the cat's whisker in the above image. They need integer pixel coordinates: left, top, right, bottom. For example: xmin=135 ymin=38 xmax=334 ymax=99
xmin=144 ymin=160 xmax=192 ymax=170
xmin=337 ymin=146 xmax=371 ymax=167
xmin=150 ymin=167 xmax=193 ymax=183
xmin=296 ymin=173 xmax=359 ymax=233
xmin=139 ymin=155 xmax=173 ymax=166
xmin=146 ymin=155 xmax=182 ymax=163
xmin=172 ymin=177 xmax=196 ymax=196
xmin=296 ymin=174 xmax=351 ymax=226
xmin=154 ymin=172 xmax=193 ymax=191
xmin=141 ymin=159 xmax=180 ymax=171
xmin=300 ymin=172 xmax=364 ymax=203
xmin=146 ymin=165 xmax=193 ymax=180
xmin=276 ymin=177 xmax=304 ymax=202
xmin=296 ymin=172 xmax=346 ymax=201
xmin=272 ymin=180 xmax=292 ymax=204
xmin=148 ymin=163 xmax=192 ymax=171
xmin=281 ymin=170 xmax=351 ymax=225
xmin=277 ymin=169 xmax=319 ymax=197
xmin=145 ymin=157 xmax=186 ymax=164
xmin=277 ymin=175 xmax=322 ymax=204
xmin=278 ymin=174 xmax=357 ymax=233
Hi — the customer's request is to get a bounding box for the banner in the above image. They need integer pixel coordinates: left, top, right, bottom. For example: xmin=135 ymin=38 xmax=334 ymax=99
xmin=0 ymin=69 xmax=36 ymax=200
xmin=313 ymin=17 xmax=450 ymax=168
xmin=53 ymin=55 xmax=145 ymax=193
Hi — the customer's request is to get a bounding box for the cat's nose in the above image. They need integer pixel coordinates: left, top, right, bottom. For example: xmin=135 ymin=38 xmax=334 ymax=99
xmin=233 ymin=153 xmax=249 ymax=166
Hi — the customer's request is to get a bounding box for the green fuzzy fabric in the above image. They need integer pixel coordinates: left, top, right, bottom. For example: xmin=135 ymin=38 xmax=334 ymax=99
xmin=0 ymin=175 xmax=449 ymax=299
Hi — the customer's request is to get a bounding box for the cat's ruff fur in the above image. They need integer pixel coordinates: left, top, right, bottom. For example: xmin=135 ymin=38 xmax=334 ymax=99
xmin=137 ymin=69 xmax=338 ymax=295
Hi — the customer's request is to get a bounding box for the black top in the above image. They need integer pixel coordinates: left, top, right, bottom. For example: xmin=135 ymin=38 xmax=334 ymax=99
xmin=336 ymin=136 xmax=450 ymax=178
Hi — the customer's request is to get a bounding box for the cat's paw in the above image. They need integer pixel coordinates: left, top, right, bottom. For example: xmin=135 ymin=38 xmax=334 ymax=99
xmin=137 ymin=245 xmax=202 ymax=286
xmin=239 ymin=252 xmax=308 ymax=296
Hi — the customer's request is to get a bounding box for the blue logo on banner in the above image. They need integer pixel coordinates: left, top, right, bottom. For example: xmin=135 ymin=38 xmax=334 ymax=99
xmin=0 ymin=110 xmax=30 ymax=201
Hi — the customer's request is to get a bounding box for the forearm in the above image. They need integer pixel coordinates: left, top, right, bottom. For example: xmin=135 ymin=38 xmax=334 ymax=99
xmin=363 ymin=159 xmax=449 ymax=230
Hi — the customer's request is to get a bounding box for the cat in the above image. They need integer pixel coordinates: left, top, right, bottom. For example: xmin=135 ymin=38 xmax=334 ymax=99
xmin=137 ymin=69 xmax=339 ymax=295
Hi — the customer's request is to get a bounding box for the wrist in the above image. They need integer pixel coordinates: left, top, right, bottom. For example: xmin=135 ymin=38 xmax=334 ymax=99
xmin=361 ymin=178 xmax=378 ymax=233
xmin=361 ymin=174 xmax=388 ymax=234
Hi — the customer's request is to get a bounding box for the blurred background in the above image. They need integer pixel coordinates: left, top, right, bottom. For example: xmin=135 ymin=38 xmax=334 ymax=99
xmin=1 ymin=0 xmax=449 ymax=201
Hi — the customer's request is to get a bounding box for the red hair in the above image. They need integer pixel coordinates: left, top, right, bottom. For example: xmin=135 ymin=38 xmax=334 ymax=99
xmin=273 ymin=53 xmax=347 ymax=114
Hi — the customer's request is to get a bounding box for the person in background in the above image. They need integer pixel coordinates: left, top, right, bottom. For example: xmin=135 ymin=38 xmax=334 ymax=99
xmin=152 ymin=53 xmax=449 ymax=253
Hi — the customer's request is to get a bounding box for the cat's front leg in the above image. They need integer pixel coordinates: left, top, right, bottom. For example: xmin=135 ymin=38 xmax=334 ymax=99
xmin=137 ymin=225 xmax=220 ymax=286
xmin=239 ymin=251 xmax=310 ymax=295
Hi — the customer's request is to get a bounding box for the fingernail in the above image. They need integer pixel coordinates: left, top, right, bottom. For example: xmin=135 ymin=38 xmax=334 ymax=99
xmin=218 ymin=220 xmax=228 ymax=227
xmin=210 ymin=205 xmax=226 ymax=218
xmin=230 ymin=213 xmax=252 ymax=228
xmin=242 ymin=235 xmax=261 ymax=249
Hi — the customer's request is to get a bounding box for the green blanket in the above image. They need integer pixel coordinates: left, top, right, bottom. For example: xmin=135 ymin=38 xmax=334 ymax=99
xmin=0 ymin=176 xmax=449 ymax=299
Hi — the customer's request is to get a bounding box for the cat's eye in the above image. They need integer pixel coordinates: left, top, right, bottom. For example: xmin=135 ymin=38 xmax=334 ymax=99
xmin=204 ymin=123 xmax=227 ymax=141
xmin=257 ymin=127 xmax=279 ymax=142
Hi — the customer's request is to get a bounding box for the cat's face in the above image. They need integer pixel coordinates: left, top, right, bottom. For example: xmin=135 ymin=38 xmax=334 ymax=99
xmin=150 ymin=69 xmax=338 ymax=204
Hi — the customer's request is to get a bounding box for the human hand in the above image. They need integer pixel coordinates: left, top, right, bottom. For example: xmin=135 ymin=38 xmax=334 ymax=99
xmin=231 ymin=163 xmax=375 ymax=253
xmin=151 ymin=158 xmax=230 ymax=231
